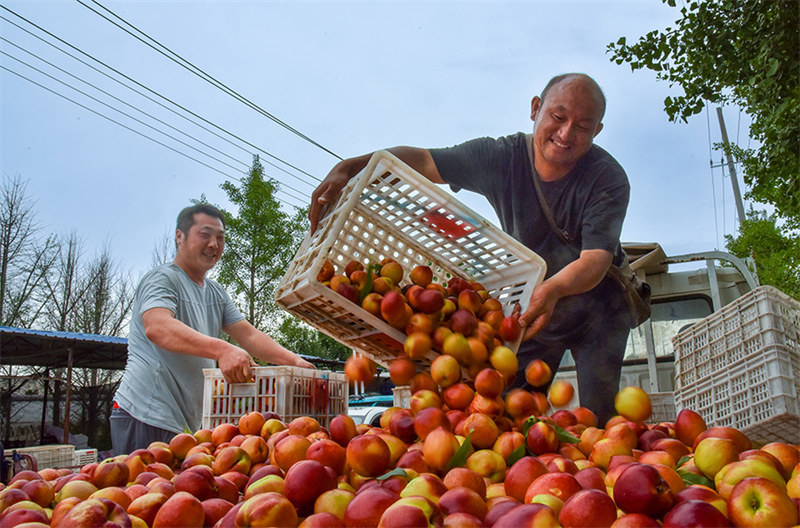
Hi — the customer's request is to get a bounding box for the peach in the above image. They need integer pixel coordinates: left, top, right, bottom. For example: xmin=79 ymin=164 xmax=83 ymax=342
xmin=497 ymin=315 xmax=522 ymax=343
xmin=714 ymin=458 xmax=786 ymax=500
xmin=317 ymin=260 xmax=335 ymax=282
xmin=442 ymin=332 xmax=471 ymax=364
xmin=504 ymin=388 xmax=537 ymax=420
xmin=314 ymin=488 xmax=355 ymax=520
xmin=504 ymin=456 xmax=548 ymax=502
xmin=727 ymin=476 xmax=798 ymax=528
xmin=180 ymin=451 xmax=214 ymax=471
xmin=244 ymin=474 xmax=285 ymax=499
xmin=450 ymin=308 xmax=479 ymax=337
xmin=488 ymin=345 xmax=518 ymax=379
xmin=202 ymin=498 xmax=234 ymax=528
xmin=361 ymin=292 xmax=383 ymax=317
xmin=491 ymin=502 xmax=560 ymax=527
xmin=430 ymin=354 xmax=461 ymax=388
xmin=343 ymin=486 xmax=400 ymax=527
xmin=466 ymin=449 xmax=507 ymax=483
xmin=548 ymin=379 xmax=575 ymax=408
xmin=306 ymin=439 xmax=347 ymax=476
xmin=400 ymin=473 xmax=448 ymax=502
xmin=381 ymin=290 xmax=410 ymax=328
xmin=237 ymin=411 xmax=266 ymax=436
xmin=236 ymin=491 xmax=298 ymax=528
xmin=474 ymin=368 xmax=505 ymax=399
xmin=54 ymin=478 xmax=98 ymax=503
xmin=458 ymin=412 xmax=500 ymax=449
xmin=389 ymin=408 xmax=417 ymax=444
xmin=422 ymin=427 xmax=461 ymax=473
xmin=438 ymin=486 xmax=487 ymax=520
xmin=283 ymin=459 xmax=338 ymax=516
xmin=273 ymin=434 xmax=312 ymax=472
xmin=346 ymin=434 xmax=391 ymax=478
xmin=468 ymin=393 xmax=505 ymax=417
xmin=442 ymin=467 xmax=487 ymax=498
xmin=344 ymin=355 xmax=377 ymax=384
xmin=396 ymin=449 xmax=432 ymax=475
xmin=693 ymin=426 xmax=752 ymax=452
xmin=388 ymin=358 xmax=416 ymax=387
xmin=404 ymin=331 xmax=433 ymax=359
xmin=694 ymin=436 xmax=741 ymax=480
xmin=590 ymin=438 xmax=634 ymax=471
xmin=210 ymin=423 xmax=239 ymax=447
xmin=173 ymin=465 xmax=218 ymax=501
xmin=559 ymin=488 xmax=617 ymax=528
xmin=415 ymin=289 xmax=445 ymax=315
xmin=614 ymin=386 xmax=652 ymax=423
xmin=525 ymin=420 xmax=559 ymax=455
xmin=328 ymin=414 xmax=358 ymax=447
xmin=493 ymin=431 xmax=525 ymax=462
xmin=126 ymin=491 xmax=168 ymax=526
xmin=442 ymin=383 xmax=474 ymax=411
xmin=413 ymin=407 xmax=450 ymax=441
xmin=409 ymin=389 xmax=442 ymax=414
xmin=760 ymin=442 xmax=800 ymax=481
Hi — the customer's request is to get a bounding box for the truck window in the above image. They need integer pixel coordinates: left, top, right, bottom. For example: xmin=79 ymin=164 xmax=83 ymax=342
xmin=624 ymin=296 xmax=714 ymax=360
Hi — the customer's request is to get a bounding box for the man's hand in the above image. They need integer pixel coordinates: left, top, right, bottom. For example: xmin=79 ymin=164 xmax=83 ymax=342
xmin=294 ymin=357 xmax=317 ymax=369
xmin=310 ymin=162 xmax=362 ymax=234
xmin=517 ymin=281 xmax=561 ymax=341
xmin=217 ymin=344 xmax=257 ymax=384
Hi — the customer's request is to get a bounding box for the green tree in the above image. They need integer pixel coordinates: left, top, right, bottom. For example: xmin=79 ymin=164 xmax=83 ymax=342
xmin=277 ymin=317 xmax=351 ymax=365
xmin=725 ymin=210 xmax=800 ymax=298
xmin=607 ymin=0 xmax=799 ymax=227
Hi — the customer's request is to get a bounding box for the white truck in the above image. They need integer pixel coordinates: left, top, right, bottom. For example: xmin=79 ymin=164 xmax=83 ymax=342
xmin=554 ymin=242 xmax=759 ymax=417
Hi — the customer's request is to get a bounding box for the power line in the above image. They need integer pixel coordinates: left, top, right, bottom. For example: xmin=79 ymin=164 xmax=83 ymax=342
xmin=0 ymin=64 xmax=307 ymax=210
xmin=0 ymin=6 xmax=322 ymax=189
xmin=79 ymin=0 xmax=343 ymax=161
xmin=0 ymin=41 xmax=313 ymax=200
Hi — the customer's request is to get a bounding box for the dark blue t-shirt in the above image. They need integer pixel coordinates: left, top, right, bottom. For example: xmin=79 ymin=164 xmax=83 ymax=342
xmin=430 ymin=132 xmax=630 ymax=342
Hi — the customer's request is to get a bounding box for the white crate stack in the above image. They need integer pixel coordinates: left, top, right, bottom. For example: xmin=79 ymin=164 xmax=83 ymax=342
xmin=202 ymin=366 xmax=348 ymax=430
xmin=274 ymin=150 xmax=546 ymax=369
xmin=13 ymin=444 xmax=75 ymax=470
xmin=672 ymin=286 xmax=800 ymax=443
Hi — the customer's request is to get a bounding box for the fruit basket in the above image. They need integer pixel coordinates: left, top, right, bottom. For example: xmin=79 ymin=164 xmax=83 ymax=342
xmin=648 ymin=392 xmax=676 ymax=423
xmin=201 ymin=366 xmax=348 ymax=429
xmin=274 ymin=150 xmax=547 ymax=368
xmin=12 ymin=444 xmax=75 ymax=470
xmin=672 ymin=286 xmax=800 ymax=442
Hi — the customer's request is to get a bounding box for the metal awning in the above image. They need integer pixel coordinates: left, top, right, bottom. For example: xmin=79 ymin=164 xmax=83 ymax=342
xmin=0 ymin=326 xmax=129 ymax=370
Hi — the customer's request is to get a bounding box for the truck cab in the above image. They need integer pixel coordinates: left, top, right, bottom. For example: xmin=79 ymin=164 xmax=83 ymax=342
xmin=554 ymin=242 xmax=758 ymax=409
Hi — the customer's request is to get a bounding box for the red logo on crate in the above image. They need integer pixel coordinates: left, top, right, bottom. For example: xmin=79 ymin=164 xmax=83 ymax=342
xmin=422 ymin=210 xmax=475 ymax=239
xmin=312 ymin=379 xmax=330 ymax=412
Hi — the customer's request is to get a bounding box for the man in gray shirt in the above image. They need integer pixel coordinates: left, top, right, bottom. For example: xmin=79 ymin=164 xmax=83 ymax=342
xmin=112 ymin=204 xmax=314 ymax=454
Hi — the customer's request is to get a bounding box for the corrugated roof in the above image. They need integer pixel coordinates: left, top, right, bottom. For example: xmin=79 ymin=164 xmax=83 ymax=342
xmin=0 ymin=325 xmax=128 ymax=369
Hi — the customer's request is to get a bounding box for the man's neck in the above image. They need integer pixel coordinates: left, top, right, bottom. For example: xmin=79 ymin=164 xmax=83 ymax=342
xmin=173 ymin=258 xmax=206 ymax=286
xmin=534 ymin=159 xmax=572 ymax=182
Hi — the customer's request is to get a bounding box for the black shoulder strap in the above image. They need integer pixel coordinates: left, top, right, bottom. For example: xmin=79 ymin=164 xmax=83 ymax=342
xmin=525 ymin=133 xmax=575 ymax=248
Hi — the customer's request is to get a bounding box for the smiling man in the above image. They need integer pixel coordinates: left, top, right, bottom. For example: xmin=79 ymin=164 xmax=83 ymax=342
xmin=310 ymin=73 xmax=631 ymax=424
xmin=111 ymin=204 xmax=314 ymax=454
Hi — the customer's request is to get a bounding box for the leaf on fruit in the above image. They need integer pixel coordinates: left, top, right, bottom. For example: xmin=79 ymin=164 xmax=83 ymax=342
xmin=676 ymin=455 xmax=692 ymax=468
xmin=359 ymin=263 xmax=381 ymax=303
xmin=446 ymin=431 xmax=473 ymax=471
xmin=678 ymin=470 xmax=715 ymax=489
xmin=377 ymin=467 xmax=408 ymax=481
xmin=507 ymin=444 xmax=527 ymax=467
xmin=522 ymin=416 xmax=579 ymax=445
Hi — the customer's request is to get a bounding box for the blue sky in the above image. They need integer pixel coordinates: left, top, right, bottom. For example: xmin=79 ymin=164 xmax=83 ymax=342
xmin=1 ymin=1 xmax=752 ymax=280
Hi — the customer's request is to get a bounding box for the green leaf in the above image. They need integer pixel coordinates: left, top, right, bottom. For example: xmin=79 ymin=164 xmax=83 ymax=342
xmin=767 ymin=58 xmax=779 ymax=77
xmin=507 ymin=444 xmax=527 ymax=467
xmin=521 ymin=416 xmax=580 ymax=446
xmin=678 ymin=470 xmax=715 ymax=489
xmin=676 ymin=455 xmax=692 ymax=468
xmin=446 ymin=431 xmax=474 ymax=471
xmin=359 ymin=263 xmax=381 ymax=303
xmin=617 ymin=36 xmax=626 ymax=46
xmin=377 ymin=467 xmax=408 ymax=481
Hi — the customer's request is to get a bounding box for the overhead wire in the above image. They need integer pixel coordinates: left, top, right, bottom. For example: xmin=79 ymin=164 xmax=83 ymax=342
xmin=0 ymin=5 xmax=322 ymax=189
xmin=0 ymin=41 xmax=313 ymax=201
xmin=79 ymin=0 xmax=343 ymax=161
xmin=0 ymin=63 xmax=307 ymax=210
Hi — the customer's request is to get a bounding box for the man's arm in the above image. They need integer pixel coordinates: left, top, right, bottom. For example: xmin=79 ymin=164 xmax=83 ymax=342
xmin=142 ymin=307 xmax=256 ymax=383
xmin=309 ymin=147 xmax=443 ymax=233
xmin=224 ymin=319 xmax=316 ymax=370
xmin=517 ymin=249 xmax=613 ymax=341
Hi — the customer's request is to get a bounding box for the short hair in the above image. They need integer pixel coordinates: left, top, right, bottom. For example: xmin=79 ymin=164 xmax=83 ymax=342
xmin=176 ymin=204 xmax=226 ymax=235
xmin=540 ymin=73 xmax=606 ymax=120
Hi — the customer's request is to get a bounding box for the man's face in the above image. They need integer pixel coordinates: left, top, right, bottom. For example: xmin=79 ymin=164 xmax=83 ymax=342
xmin=531 ymin=78 xmax=604 ymax=175
xmin=176 ymin=213 xmax=225 ymax=273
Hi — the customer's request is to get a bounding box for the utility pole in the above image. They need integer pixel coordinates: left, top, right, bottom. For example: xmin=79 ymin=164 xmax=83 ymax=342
xmin=716 ymin=107 xmax=746 ymax=227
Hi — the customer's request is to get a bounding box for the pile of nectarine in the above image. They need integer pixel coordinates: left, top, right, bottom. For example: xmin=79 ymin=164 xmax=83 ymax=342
xmin=2 ymin=382 xmax=798 ymax=527
xmin=319 ymin=259 xmax=524 ymax=371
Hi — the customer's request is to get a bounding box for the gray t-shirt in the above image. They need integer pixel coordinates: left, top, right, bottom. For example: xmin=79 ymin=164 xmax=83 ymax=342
xmin=115 ymin=263 xmax=245 ymax=433
xmin=430 ymin=133 xmax=630 ymax=342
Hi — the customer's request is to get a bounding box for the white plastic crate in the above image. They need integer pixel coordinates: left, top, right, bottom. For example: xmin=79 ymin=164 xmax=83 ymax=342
xmin=275 ymin=150 xmax=547 ymax=368
xmin=202 ymin=366 xmax=348 ymax=430
xmin=392 ymin=385 xmax=411 ymax=409
xmin=13 ymin=444 xmax=74 ymax=470
xmin=649 ymin=392 xmax=676 ymax=423
xmin=74 ymin=448 xmax=98 ymax=467
xmin=672 ymin=286 xmax=800 ymax=442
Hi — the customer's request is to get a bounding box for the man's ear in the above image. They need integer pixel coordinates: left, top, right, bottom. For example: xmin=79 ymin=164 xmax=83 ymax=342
xmin=175 ymin=229 xmax=183 ymax=246
xmin=593 ymin=122 xmax=604 ymax=137
xmin=530 ymin=96 xmax=542 ymax=121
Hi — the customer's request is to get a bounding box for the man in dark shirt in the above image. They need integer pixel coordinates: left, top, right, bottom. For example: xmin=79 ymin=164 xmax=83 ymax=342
xmin=310 ymin=73 xmax=630 ymax=424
